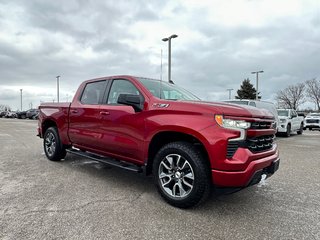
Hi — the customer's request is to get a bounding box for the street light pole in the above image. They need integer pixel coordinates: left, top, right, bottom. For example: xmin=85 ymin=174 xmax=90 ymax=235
xmin=227 ymin=88 xmax=233 ymax=99
xmin=251 ymin=70 xmax=264 ymax=100
xmin=20 ymin=89 xmax=23 ymax=111
xmin=162 ymin=34 xmax=178 ymax=83
xmin=56 ymin=75 xmax=60 ymax=103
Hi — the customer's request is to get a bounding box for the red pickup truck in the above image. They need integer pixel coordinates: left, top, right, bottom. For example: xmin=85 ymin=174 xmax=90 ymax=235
xmin=38 ymin=75 xmax=280 ymax=208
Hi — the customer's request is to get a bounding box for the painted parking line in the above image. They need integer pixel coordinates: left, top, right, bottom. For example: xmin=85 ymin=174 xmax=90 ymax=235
xmin=0 ymin=133 xmax=11 ymax=137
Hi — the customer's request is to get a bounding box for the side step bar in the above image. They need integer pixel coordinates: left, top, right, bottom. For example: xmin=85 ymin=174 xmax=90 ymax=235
xmin=66 ymin=148 xmax=143 ymax=173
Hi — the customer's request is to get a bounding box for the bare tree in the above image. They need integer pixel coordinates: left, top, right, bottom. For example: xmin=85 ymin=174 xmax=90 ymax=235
xmin=0 ymin=104 xmax=11 ymax=111
xmin=305 ymin=78 xmax=320 ymax=111
xmin=276 ymin=83 xmax=305 ymax=110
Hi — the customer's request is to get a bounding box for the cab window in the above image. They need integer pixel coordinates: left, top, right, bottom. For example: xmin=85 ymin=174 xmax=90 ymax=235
xmin=80 ymin=81 xmax=106 ymax=105
xmin=107 ymin=79 xmax=141 ymax=104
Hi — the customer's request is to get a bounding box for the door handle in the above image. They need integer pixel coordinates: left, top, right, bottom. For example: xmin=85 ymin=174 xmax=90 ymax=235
xmin=100 ymin=111 xmax=110 ymax=115
xmin=71 ymin=109 xmax=78 ymax=114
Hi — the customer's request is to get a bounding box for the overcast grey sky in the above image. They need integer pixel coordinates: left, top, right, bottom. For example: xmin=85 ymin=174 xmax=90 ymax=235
xmin=0 ymin=0 xmax=319 ymax=110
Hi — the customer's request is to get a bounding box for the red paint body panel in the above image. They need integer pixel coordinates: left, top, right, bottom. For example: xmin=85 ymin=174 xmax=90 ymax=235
xmin=38 ymin=75 xmax=279 ymax=188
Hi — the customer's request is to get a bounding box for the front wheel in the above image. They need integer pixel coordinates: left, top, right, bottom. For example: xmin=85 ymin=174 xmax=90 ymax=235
xmin=43 ymin=127 xmax=66 ymax=161
xmin=297 ymin=123 xmax=303 ymax=135
xmin=285 ymin=125 xmax=291 ymax=137
xmin=153 ymin=142 xmax=211 ymax=208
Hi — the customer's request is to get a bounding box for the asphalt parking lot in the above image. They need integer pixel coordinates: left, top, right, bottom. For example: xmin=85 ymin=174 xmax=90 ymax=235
xmin=0 ymin=118 xmax=319 ymax=240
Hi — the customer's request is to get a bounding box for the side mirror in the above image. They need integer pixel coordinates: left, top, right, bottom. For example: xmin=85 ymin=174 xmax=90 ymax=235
xmin=117 ymin=94 xmax=143 ymax=112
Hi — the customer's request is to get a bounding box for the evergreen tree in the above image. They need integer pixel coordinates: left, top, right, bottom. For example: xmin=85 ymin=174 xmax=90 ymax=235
xmin=236 ymin=78 xmax=257 ymax=99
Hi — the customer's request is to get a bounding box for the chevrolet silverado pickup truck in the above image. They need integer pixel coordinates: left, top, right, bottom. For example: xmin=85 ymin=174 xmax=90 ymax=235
xmin=38 ymin=75 xmax=280 ymax=208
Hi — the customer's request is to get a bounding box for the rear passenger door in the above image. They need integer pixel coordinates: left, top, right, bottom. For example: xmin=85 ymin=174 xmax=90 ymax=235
xmin=68 ymin=80 xmax=107 ymax=149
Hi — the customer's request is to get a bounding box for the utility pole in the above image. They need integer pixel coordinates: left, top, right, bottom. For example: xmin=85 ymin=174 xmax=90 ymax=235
xmin=162 ymin=34 xmax=178 ymax=83
xmin=56 ymin=75 xmax=60 ymax=103
xmin=227 ymin=88 xmax=233 ymax=99
xmin=251 ymin=70 xmax=264 ymax=100
xmin=20 ymin=89 xmax=23 ymax=111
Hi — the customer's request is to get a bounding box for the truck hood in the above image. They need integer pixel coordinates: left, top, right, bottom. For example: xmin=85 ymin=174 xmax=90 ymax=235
xmin=164 ymin=100 xmax=274 ymax=119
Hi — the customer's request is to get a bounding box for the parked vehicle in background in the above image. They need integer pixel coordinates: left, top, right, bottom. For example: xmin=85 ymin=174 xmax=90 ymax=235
xmin=38 ymin=75 xmax=280 ymax=208
xmin=222 ymin=99 xmax=280 ymax=132
xmin=297 ymin=112 xmax=306 ymax=118
xmin=0 ymin=111 xmax=7 ymax=118
xmin=277 ymin=109 xmax=304 ymax=137
xmin=304 ymin=112 xmax=320 ymax=130
xmin=5 ymin=111 xmax=17 ymax=118
xmin=33 ymin=111 xmax=39 ymax=120
xmin=16 ymin=111 xmax=27 ymax=119
xmin=26 ymin=109 xmax=39 ymax=119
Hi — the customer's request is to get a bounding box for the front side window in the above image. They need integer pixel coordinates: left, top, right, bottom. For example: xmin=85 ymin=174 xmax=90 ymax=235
xmin=80 ymin=81 xmax=106 ymax=105
xmin=107 ymin=79 xmax=141 ymax=104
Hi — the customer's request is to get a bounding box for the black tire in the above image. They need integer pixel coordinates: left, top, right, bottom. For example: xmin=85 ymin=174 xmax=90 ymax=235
xmin=43 ymin=127 xmax=66 ymax=161
xmin=297 ymin=123 xmax=303 ymax=135
xmin=153 ymin=141 xmax=211 ymax=208
xmin=285 ymin=124 xmax=291 ymax=137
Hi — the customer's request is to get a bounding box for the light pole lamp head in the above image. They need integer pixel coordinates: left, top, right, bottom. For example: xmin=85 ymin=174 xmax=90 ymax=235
xmin=56 ymin=75 xmax=60 ymax=79
xmin=162 ymin=38 xmax=169 ymax=42
xmin=170 ymin=34 xmax=178 ymax=39
xmin=251 ymin=70 xmax=264 ymax=74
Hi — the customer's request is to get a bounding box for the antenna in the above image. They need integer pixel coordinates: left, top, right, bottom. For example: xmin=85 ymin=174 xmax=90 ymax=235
xmin=160 ymin=49 xmax=163 ymax=99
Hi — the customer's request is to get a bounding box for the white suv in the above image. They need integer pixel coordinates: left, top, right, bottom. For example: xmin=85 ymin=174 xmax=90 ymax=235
xmin=304 ymin=112 xmax=320 ymax=130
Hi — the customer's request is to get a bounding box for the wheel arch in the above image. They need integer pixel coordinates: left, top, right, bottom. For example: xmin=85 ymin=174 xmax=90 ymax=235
xmin=145 ymin=131 xmax=210 ymax=175
xmin=42 ymin=119 xmax=57 ymax=136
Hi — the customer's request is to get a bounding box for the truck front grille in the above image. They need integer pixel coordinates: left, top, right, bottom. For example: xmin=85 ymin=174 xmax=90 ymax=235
xmin=226 ymin=135 xmax=275 ymax=158
xmin=246 ymin=135 xmax=275 ymax=153
xmin=306 ymin=119 xmax=319 ymax=123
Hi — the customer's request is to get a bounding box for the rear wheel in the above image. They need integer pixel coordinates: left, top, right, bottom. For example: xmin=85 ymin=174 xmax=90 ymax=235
xmin=43 ymin=127 xmax=66 ymax=161
xmin=153 ymin=142 xmax=211 ymax=208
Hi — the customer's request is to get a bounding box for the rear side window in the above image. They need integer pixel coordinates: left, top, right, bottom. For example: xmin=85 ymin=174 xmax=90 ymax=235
xmin=80 ymin=81 xmax=106 ymax=104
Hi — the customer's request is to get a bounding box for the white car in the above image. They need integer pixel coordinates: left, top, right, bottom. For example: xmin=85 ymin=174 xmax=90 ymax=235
xmin=304 ymin=113 xmax=320 ymax=130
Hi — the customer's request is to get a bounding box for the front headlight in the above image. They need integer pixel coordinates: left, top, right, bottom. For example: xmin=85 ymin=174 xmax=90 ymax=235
xmin=280 ymin=119 xmax=286 ymax=123
xmin=215 ymin=115 xmax=251 ymax=129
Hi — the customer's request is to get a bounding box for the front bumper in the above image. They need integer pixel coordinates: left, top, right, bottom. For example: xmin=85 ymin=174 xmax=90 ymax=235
xmin=305 ymin=123 xmax=320 ymax=128
xmin=211 ymin=147 xmax=280 ymax=187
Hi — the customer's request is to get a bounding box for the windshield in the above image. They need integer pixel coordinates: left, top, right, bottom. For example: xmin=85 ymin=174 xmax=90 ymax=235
xmin=137 ymin=78 xmax=200 ymax=101
xmin=277 ymin=110 xmax=289 ymax=117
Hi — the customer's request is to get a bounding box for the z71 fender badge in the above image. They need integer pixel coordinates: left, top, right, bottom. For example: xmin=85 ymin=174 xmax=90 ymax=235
xmin=152 ymin=103 xmax=170 ymax=108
